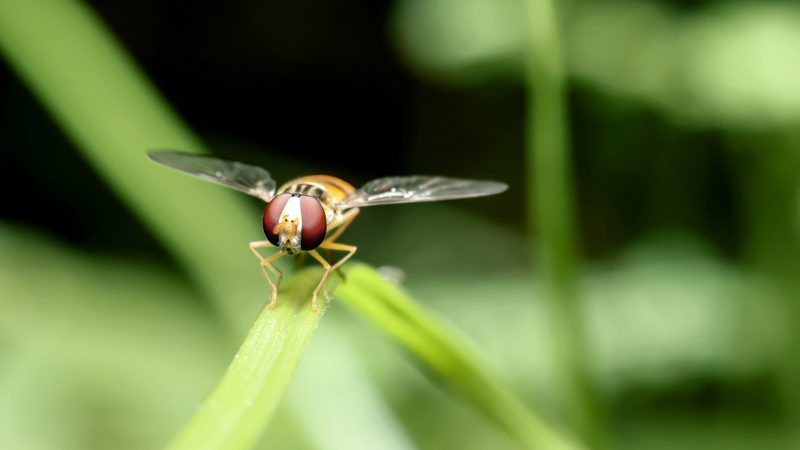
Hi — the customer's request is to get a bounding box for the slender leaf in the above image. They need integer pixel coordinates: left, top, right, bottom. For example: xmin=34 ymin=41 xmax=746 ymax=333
xmin=166 ymin=268 xmax=334 ymax=450
xmin=523 ymin=0 xmax=603 ymax=444
xmin=337 ymin=263 xmax=586 ymax=450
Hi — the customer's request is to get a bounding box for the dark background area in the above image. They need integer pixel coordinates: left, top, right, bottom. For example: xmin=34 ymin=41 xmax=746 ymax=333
xmin=0 ymin=0 xmax=740 ymax=261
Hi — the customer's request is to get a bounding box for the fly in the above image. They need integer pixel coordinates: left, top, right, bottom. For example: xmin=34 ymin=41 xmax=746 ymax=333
xmin=148 ymin=150 xmax=509 ymax=312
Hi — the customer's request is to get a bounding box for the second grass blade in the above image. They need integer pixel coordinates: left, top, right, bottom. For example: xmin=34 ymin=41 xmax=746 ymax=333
xmin=336 ymin=263 xmax=587 ymax=450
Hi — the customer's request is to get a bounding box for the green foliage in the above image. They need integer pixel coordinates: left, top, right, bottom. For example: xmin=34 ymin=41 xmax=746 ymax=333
xmin=165 ymin=268 xmax=333 ymax=450
xmin=523 ymin=0 xmax=602 ymax=444
xmin=392 ymin=0 xmax=800 ymax=127
xmin=2 ymin=0 xmax=800 ymax=449
xmin=337 ymin=263 xmax=586 ymax=450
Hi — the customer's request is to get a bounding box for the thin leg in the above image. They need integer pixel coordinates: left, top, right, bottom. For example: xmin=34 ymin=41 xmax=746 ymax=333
xmin=322 ymin=249 xmax=334 ymax=305
xmin=310 ymin=211 xmax=360 ymax=307
xmin=317 ymin=241 xmax=358 ymax=305
xmin=249 ymin=240 xmax=274 ymax=259
xmin=320 ymin=241 xmax=358 ymax=274
xmin=249 ymin=241 xmax=285 ymax=308
xmin=311 ymin=209 xmax=359 ymax=288
xmin=308 ymin=250 xmax=333 ymax=313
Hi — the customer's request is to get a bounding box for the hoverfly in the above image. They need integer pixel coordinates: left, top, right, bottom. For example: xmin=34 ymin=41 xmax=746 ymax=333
xmin=148 ymin=150 xmax=508 ymax=312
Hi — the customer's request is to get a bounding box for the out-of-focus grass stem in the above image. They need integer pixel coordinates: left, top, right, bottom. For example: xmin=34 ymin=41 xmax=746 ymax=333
xmin=0 ymin=0 xmax=259 ymax=331
xmin=336 ymin=263 xmax=587 ymax=450
xmin=523 ymin=0 xmax=603 ymax=445
xmin=737 ymin=133 xmax=800 ymax=431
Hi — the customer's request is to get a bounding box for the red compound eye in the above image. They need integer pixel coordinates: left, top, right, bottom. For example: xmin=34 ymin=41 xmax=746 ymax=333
xmin=263 ymin=193 xmax=291 ymax=246
xmin=300 ymin=196 xmax=327 ymax=250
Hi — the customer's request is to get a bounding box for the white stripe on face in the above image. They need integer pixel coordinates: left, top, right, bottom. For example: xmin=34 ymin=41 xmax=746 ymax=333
xmin=279 ymin=195 xmax=303 ymax=252
xmin=281 ymin=195 xmax=303 ymax=232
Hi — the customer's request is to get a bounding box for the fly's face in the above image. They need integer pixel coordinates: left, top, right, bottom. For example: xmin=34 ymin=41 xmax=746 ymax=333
xmin=263 ymin=193 xmax=327 ymax=255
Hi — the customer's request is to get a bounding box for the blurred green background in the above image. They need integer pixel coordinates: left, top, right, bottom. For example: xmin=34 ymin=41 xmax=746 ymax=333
xmin=1 ymin=0 xmax=798 ymax=449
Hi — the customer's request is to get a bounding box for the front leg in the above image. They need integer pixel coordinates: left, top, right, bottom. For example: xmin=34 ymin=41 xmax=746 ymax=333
xmin=308 ymin=250 xmax=332 ymax=314
xmin=307 ymin=241 xmax=358 ymax=312
xmin=320 ymin=241 xmax=358 ymax=276
xmin=250 ymin=241 xmax=286 ymax=308
xmin=319 ymin=208 xmax=359 ymax=279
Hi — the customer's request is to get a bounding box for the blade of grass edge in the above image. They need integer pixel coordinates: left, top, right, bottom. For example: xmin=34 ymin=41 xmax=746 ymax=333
xmin=523 ymin=0 xmax=603 ymax=445
xmin=165 ymin=267 xmax=334 ymax=450
xmin=337 ymin=263 xmax=587 ymax=450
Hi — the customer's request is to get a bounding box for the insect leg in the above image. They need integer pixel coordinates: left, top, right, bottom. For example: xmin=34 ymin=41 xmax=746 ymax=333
xmin=250 ymin=241 xmax=281 ymax=281
xmin=249 ymin=240 xmax=274 ymax=258
xmin=249 ymin=241 xmax=285 ymax=309
xmin=320 ymin=241 xmax=358 ymax=273
xmin=308 ymin=250 xmax=332 ymax=314
xmin=321 ymin=208 xmax=359 ymax=283
xmin=317 ymin=241 xmax=358 ymax=305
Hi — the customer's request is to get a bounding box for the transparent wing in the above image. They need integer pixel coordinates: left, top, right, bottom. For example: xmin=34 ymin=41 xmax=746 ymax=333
xmin=337 ymin=175 xmax=508 ymax=209
xmin=148 ymin=150 xmax=276 ymax=202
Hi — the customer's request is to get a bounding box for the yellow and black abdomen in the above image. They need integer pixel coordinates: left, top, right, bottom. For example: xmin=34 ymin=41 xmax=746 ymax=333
xmin=276 ymin=175 xmax=356 ymax=222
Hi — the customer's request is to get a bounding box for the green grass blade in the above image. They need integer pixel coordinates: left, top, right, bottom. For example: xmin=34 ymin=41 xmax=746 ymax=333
xmin=336 ymin=263 xmax=586 ymax=450
xmin=166 ymin=268 xmax=333 ymax=450
xmin=523 ymin=0 xmax=603 ymax=444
